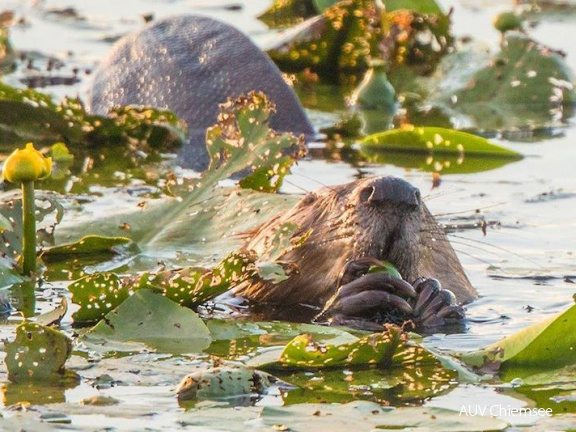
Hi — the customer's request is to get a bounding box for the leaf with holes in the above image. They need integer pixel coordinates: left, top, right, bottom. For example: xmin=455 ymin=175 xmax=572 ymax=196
xmin=70 ymin=251 xmax=257 ymax=324
xmin=0 ymin=81 xmax=186 ymax=152
xmin=69 ymin=273 xmax=130 ymax=324
xmin=5 ymin=321 xmax=73 ymax=382
xmin=268 ymin=326 xmax=406 ymax=369
xmin=42 ymin=235 xmax=138 ymax=262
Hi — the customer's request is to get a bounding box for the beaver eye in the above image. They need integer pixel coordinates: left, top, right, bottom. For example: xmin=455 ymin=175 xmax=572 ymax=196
xmin=359 ymin=186 xmax=374 ymax=203
xmin=302 ymin=193 xmax=316 ymax=205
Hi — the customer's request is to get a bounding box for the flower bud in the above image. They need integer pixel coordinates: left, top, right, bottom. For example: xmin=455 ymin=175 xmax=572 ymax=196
xmin=2 ymin=143 xmax=52 ymax=183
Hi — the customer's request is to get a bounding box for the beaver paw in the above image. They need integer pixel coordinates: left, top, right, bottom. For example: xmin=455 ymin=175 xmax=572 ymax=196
xmin=412 ymin=277 xmax=465 ymax=327
xmin=315 ymin=259 xmax=465 ymax=329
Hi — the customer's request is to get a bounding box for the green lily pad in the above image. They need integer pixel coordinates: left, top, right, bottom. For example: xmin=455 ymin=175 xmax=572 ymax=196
xmin=427 ymin=34 xmax=576 ymax=131
xmin=84 ymin=289 xmax=211 ymax=354
xmin=461 ymin=303 xmax=576 ymax=379
xmin=5 ymin=321 xmax=73 ymax=382
xmin=176 ymin=366 xmax=273 ymax=402
xmin=42 ymin=235 xmax=137 ymax=260
xmin=271 ymin=327 xmax=405 ymax=369
xmin=362 ymin=126 xmax=522 ymax=157
xmin=69 ymin=250 xmax=256 ymax=324
xmin=267 ymin=0 xmax=383 ymax=80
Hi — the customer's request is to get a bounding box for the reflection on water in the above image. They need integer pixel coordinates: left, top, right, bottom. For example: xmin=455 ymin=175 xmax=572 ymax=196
xmin=1 ymin=0 xmax=576 ymax=427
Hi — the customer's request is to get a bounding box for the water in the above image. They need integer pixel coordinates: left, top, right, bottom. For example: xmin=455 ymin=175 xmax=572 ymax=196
xmin=2 ymin=0 xmax=576 ymax=427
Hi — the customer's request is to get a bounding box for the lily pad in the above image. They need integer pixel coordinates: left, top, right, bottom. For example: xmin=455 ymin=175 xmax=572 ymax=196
xmin=461 ymin=303 xmax=576 ymax=379
xmin=84 ymin=289 xmax=211 ymax=354
xmin=271 ymin=327 xmax=405 ymax=369
xmin=362 ymin=126 xmax=522 ymax=158
xmin=427 ymin=34 xmax=576 ymax=131
xmin=175 ymin=366 xmax=273 ymax=401
xmin=41 ymin=235 xmax=137 ymax=260
xmin=5 ymin=321 xmax=73 ymax=382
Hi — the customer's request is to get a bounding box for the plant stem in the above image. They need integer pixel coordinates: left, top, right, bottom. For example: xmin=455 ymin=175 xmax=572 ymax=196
xmin=21 ymin=180 xmax=36 ymax=275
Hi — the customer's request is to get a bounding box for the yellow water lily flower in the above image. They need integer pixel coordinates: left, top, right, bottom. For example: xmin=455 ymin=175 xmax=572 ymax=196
xmin=2 ymin=143 xmax=52 ymax=183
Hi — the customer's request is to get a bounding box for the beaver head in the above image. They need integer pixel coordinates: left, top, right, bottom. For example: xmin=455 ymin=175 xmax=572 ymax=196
xmin=236 ymin=176 xmax=477 ymax=307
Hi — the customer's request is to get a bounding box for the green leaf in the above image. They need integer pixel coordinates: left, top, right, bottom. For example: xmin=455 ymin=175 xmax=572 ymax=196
xmin=70 ymin=251 xmax=256 ymax=324
xmin=176 ymin=366 xmax=273 ymax=401
xmin=84 ymin=289 xmax=211 ymax=354
xmin=461 ymin=303 xmax=576 ymax=377
xmin=362 ymin=126 xmax=522 ymax=158
xmin=360 ymin=148 xmax=522 ymax=174
xmin=427 ymin=34 xmax=576 ymax=131
xmin=0 ymin=82 xmax=186 ymax=152
xmin=314 ymin=0 xmax=444 ymax=14
xmin=69 ymin=273 xmax=130 ymax=323
xmin=267 ymin=0 xmax=383 ymax=80
xmin=5 ymin=321 xmax=73 ymax=382
xmin=367 ymin=260 xmax=402 ymax=279
xmin=42 ymin=235 xmax=136 ymax=260
xmin=55 ymin=93 xmax=302 ymax=258
xmin=273 ymin=327 xmax=405 ymax=369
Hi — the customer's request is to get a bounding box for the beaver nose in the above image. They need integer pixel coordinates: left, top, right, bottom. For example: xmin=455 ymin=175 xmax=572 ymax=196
xmin=360 ymin=177 xmax=421 ymax=208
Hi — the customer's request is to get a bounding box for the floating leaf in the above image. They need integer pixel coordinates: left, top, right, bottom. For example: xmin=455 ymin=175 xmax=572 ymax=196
xmin=42 ymin=235 xmax=137 ymax=261
xmin=362 ymin=126 xmax=522 ymax=158
xmin=5 ymin=321 xmax=73 ymax=382
xmin=84 ymin=289 xmax=211 ymax=354
xmin=427 ymin=34 xmax=576 ymax=131
xmin=55 ymin=93 xmax=303 ymax=257
xmin=70 ymin=251 xmax=256 ymax=324
xmin=273 ymin=327 xmax=405 ymax=369
xmin=361 ymin=148 xmax=522 ymax=174
xmin=35 ymin=297 xmax=68 ymax=327
xmin=69 ymin=273 xmax=130 ymax=323
xmin=176 ymin=366 xmax=273 ymax=401
xmin=461 ymin=303 xmax=576 ymax=377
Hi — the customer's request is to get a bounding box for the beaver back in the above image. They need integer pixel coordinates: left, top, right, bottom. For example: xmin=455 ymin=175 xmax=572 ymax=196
xmin=88 ymin=15 xmax=314 ymax=169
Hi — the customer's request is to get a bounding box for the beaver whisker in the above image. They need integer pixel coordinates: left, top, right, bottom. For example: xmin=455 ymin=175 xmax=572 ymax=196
xmin=449 ymin=234 xmax=543 ymax=268
xmin=432 ymin=202 xmax=506 ymax=218
xmin=451 ymin=248 xmax=495 ymax=266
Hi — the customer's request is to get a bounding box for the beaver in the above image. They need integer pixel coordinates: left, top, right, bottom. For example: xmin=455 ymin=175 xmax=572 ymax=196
xmin=87 ymin=15 xmax=314 ymax=171
xmin=235 ymin=176 xmax=477 ymax=328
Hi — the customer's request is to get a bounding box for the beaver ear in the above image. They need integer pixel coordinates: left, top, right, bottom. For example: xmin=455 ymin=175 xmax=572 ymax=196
xmin=359 ymin=186 xmax=375 ymax=203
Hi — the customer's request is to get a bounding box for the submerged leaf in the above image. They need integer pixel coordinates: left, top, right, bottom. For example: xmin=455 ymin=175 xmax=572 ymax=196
xmin=84 ymin=289 xmax=211 ymax=354
xmin=5 ymin=321 xmax=73 ymax=382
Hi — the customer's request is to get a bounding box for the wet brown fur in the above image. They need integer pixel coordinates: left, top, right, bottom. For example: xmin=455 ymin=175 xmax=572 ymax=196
xmin=235 ymin=177 xmax=477 ymax=306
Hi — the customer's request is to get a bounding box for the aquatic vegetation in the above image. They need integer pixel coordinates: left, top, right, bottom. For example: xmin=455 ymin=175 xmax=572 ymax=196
xmin=2 ymin=143 xmax=53 ymax=274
